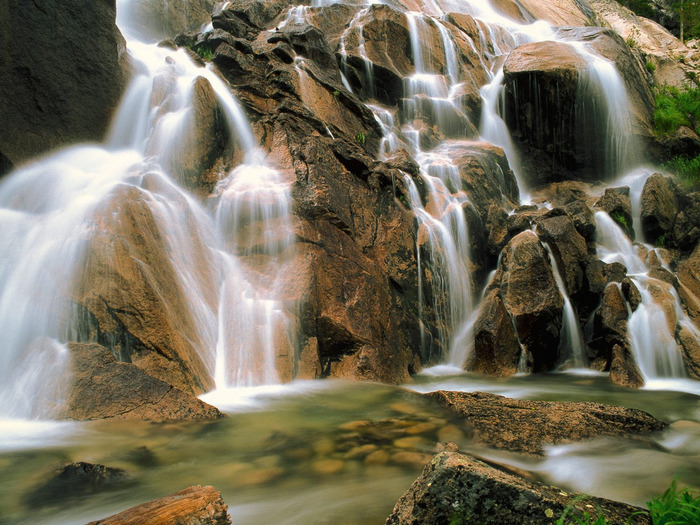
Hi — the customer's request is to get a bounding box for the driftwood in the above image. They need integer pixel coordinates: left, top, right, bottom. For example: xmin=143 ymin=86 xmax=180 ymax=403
xmin=87 ymin=485 xmax=231 ymax=525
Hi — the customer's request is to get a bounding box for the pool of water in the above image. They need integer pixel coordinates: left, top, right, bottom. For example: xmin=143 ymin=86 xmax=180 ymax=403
xmin=0 ymin=373 xmax=699 ymax=524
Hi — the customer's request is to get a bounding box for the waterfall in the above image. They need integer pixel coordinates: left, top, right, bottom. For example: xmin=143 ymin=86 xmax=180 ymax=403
xmin=0 ymin=0 xmax=298 ymax=418
xmin=541 ymin=240 xmax=587 ymax=368
xmin=594 ymin=212 xmax=689 ymax=384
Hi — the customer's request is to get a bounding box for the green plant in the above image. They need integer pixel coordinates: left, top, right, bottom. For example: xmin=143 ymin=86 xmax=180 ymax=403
xmin=333 ymin=89 xmax=340 ymax=97
xmin=611 ymin=211 xmax=629 ymax=229
xmin=646 ymin=61 xmax=657 ymax=74
xmin=356 ymin=132 xmax=366 ymax=145
xmin=626 ymin=37 xmax=638 ymax=48
xmin=656 ymin=233 xmax=668 ymax=248
xmin=662 ymin=154 xmax=700 ymax=188
xmin=196 ymin=45 xmax=214 ymax=61
xmin=654 ymin=84 xmax=700 ymax=136
xmin=647 ymin=480 xmax=700 ymax=524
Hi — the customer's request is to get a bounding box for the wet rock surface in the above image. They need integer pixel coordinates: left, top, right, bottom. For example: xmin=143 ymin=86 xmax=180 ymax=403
xmin=426 ymin=390 xmax=666 ymax=455
xmin=24 ymin=462 xmax=129 ymax=508
xmin=386 ymin=451 xmax=651 ymax=525
xmin=64 ymin=343 xmax=223 ymax=422
xmin=484 ymin=231 xmax=564 ymax=373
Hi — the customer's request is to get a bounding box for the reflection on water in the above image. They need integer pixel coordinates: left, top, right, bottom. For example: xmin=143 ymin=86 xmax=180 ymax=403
xmin=0 ymin=375 xmax=699 ymax=523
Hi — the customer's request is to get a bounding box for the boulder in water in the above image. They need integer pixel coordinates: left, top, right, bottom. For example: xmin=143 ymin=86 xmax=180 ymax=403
xmin=386 ymin=452 xmax=651 ymax=525
xmin=487 ymin=231 xmax=564 ymax=372
xmin=469 ymin=289 xmax=522 ymax=376
xmin=74 ymin=184 xmax=218 ymax=395
xmin=24 ymin=462 xmax=129 ymax=508
xmin=64 ymin=343 xmax=223 ymax=422
xmin=425 ymin=390 xmax=665 ymax=455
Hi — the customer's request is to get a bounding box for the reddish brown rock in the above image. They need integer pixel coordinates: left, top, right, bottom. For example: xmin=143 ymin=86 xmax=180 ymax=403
xmin=488 ymin=231 xmax=564 ymax=372
xmin=641 ymin=173 xmax=678 ymax=245
xmin=678 ymin=243 xmax=700 ymax=326
xmin=64 ymin=343 xmax=223 ymax=422
xmin=425 ymin=390 xmax=666 ymax=455
xmin=503 ymin=29 xmax=654 ymax=184
xmin=595 ymin=187 xmax=635 ymax=240
xmin=591 ymin=283 xmax=644 ymax=387
xmin=468 ymin=289 xmax=521 ymax=376
xmin=87 ymin=485 xmax=231 ymax=525
xmin=74 ymin=184 xmax=218 ymax=395
xmin=535 ymin=214 xmax=589 ymax=296
xmin=162 ymin=76 xmax=232 ymax=194
xmin=386 ymin=452 xmax=650 ymax=525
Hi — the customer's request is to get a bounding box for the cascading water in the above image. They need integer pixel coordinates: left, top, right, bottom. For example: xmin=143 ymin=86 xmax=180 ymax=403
xmin=595 ymin=211 xmax=691 ymax=386
xmin=0 ymin=0 xmax=298 ymax=419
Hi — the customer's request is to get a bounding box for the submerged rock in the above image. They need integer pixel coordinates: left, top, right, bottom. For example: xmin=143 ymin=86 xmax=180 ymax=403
xmin=63 ymin=343 xmax=223 ymax=422
xmin=87 ymin=485 xmax=231 ymax=525
xmin=426 ymin=390 xmax=666 ymax=455
xmin=24 ymin=462 xmax=129 ymax=508
xmin=386 ymin=452 xmax=650 ymax=525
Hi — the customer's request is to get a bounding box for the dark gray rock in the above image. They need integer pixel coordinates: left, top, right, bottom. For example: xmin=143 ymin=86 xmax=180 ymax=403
xmin=0 ymin=0 xmax=129 ymax=167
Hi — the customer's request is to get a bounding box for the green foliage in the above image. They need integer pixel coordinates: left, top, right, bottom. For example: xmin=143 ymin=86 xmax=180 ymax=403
xmin=647 ymin=480 xmax=700 ymax=524
xmin=646 ymin=61 xmax=657 ymax=74
xmin=611 ymin=211 xmax=629 ymax=229
xmin=674 ymin=0 xmax=700 ymax=42
xmin=619 ymin=0 xmax=655 ymax=18
xmin=662 ymin=154 xmax=700 ymax=188
xmin=654 ymin=84 xmax=700 ymax=136
xmin=556 ymin=480 xmax=700 ymax=525
xmin=356 ymin=132 xmax=366 ymax=145
xmin=196 ymin=46 xmax=214 ymax=61
xmin=333 ymin=90 xmax=340 ymax=97
xmin=656 ymin=233 xmax=668 ymax=248
xmin=626 ymin=37 xmax=638 ymax=48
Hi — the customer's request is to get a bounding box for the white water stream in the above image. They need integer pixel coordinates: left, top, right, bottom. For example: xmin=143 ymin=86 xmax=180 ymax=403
xmin=0 ymin=0 xmax=298 ymax=420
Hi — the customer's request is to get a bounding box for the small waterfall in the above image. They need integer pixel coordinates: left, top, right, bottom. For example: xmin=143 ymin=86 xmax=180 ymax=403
xmin=0 ymin=0 xmax=299 ymax=418
xmin=595 ymin=211 xmax=688 ymax=383
xmin=627 ymin=276 xmax=687 ymax=379
xmin=541 ymin=240 xmax=587 ymax=368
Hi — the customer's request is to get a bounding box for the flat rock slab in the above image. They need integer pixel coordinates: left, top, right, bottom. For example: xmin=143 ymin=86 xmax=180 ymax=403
xmin=64 ymin=343 xmax=223 ymax=422
xmin=87 ymin=485 xmax=230 ymax=525
xmin=426 ymin=390 xmax=666 ymax=455
xmin=386 ymin=451 xmax=650 ymax=525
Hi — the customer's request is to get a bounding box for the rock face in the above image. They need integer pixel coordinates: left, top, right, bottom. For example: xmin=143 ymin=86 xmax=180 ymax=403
xmin=87 ymin=485 xmax=231 ymax=525
xmin=482 ymin=231 xmax=564 ymax=373
xmin=641 ymin=173 xmax=678 ymax=245
xmin=74 ymin=184 xmax=217 ymax=395
xmin=64 ymin=343 xmax=223 ymax=422
xmin=0 ymin=0 xmax=129 ymax=172
xmin=386 ymin=452 xmax=651 ymax=525
xmin=503 ymin=29 xmax=654 ymax=185
xmin=118 ymin=0 xmax=216 ymax=41
xmin=469 ymin=290 xmax=522 ymax=375
xmin=592 ymin=283 xmax=644 ymax=387
xmin=426 ymin=390 xmax=666 ymax=455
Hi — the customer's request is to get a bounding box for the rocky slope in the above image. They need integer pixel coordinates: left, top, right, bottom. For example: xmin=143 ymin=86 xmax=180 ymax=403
xmin=3 ymin=0 xmax=700 ymax=415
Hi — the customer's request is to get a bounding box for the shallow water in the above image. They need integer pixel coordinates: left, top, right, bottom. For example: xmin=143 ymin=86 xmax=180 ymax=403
xmin=0 ymin=374 xmax=699 ymax=524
